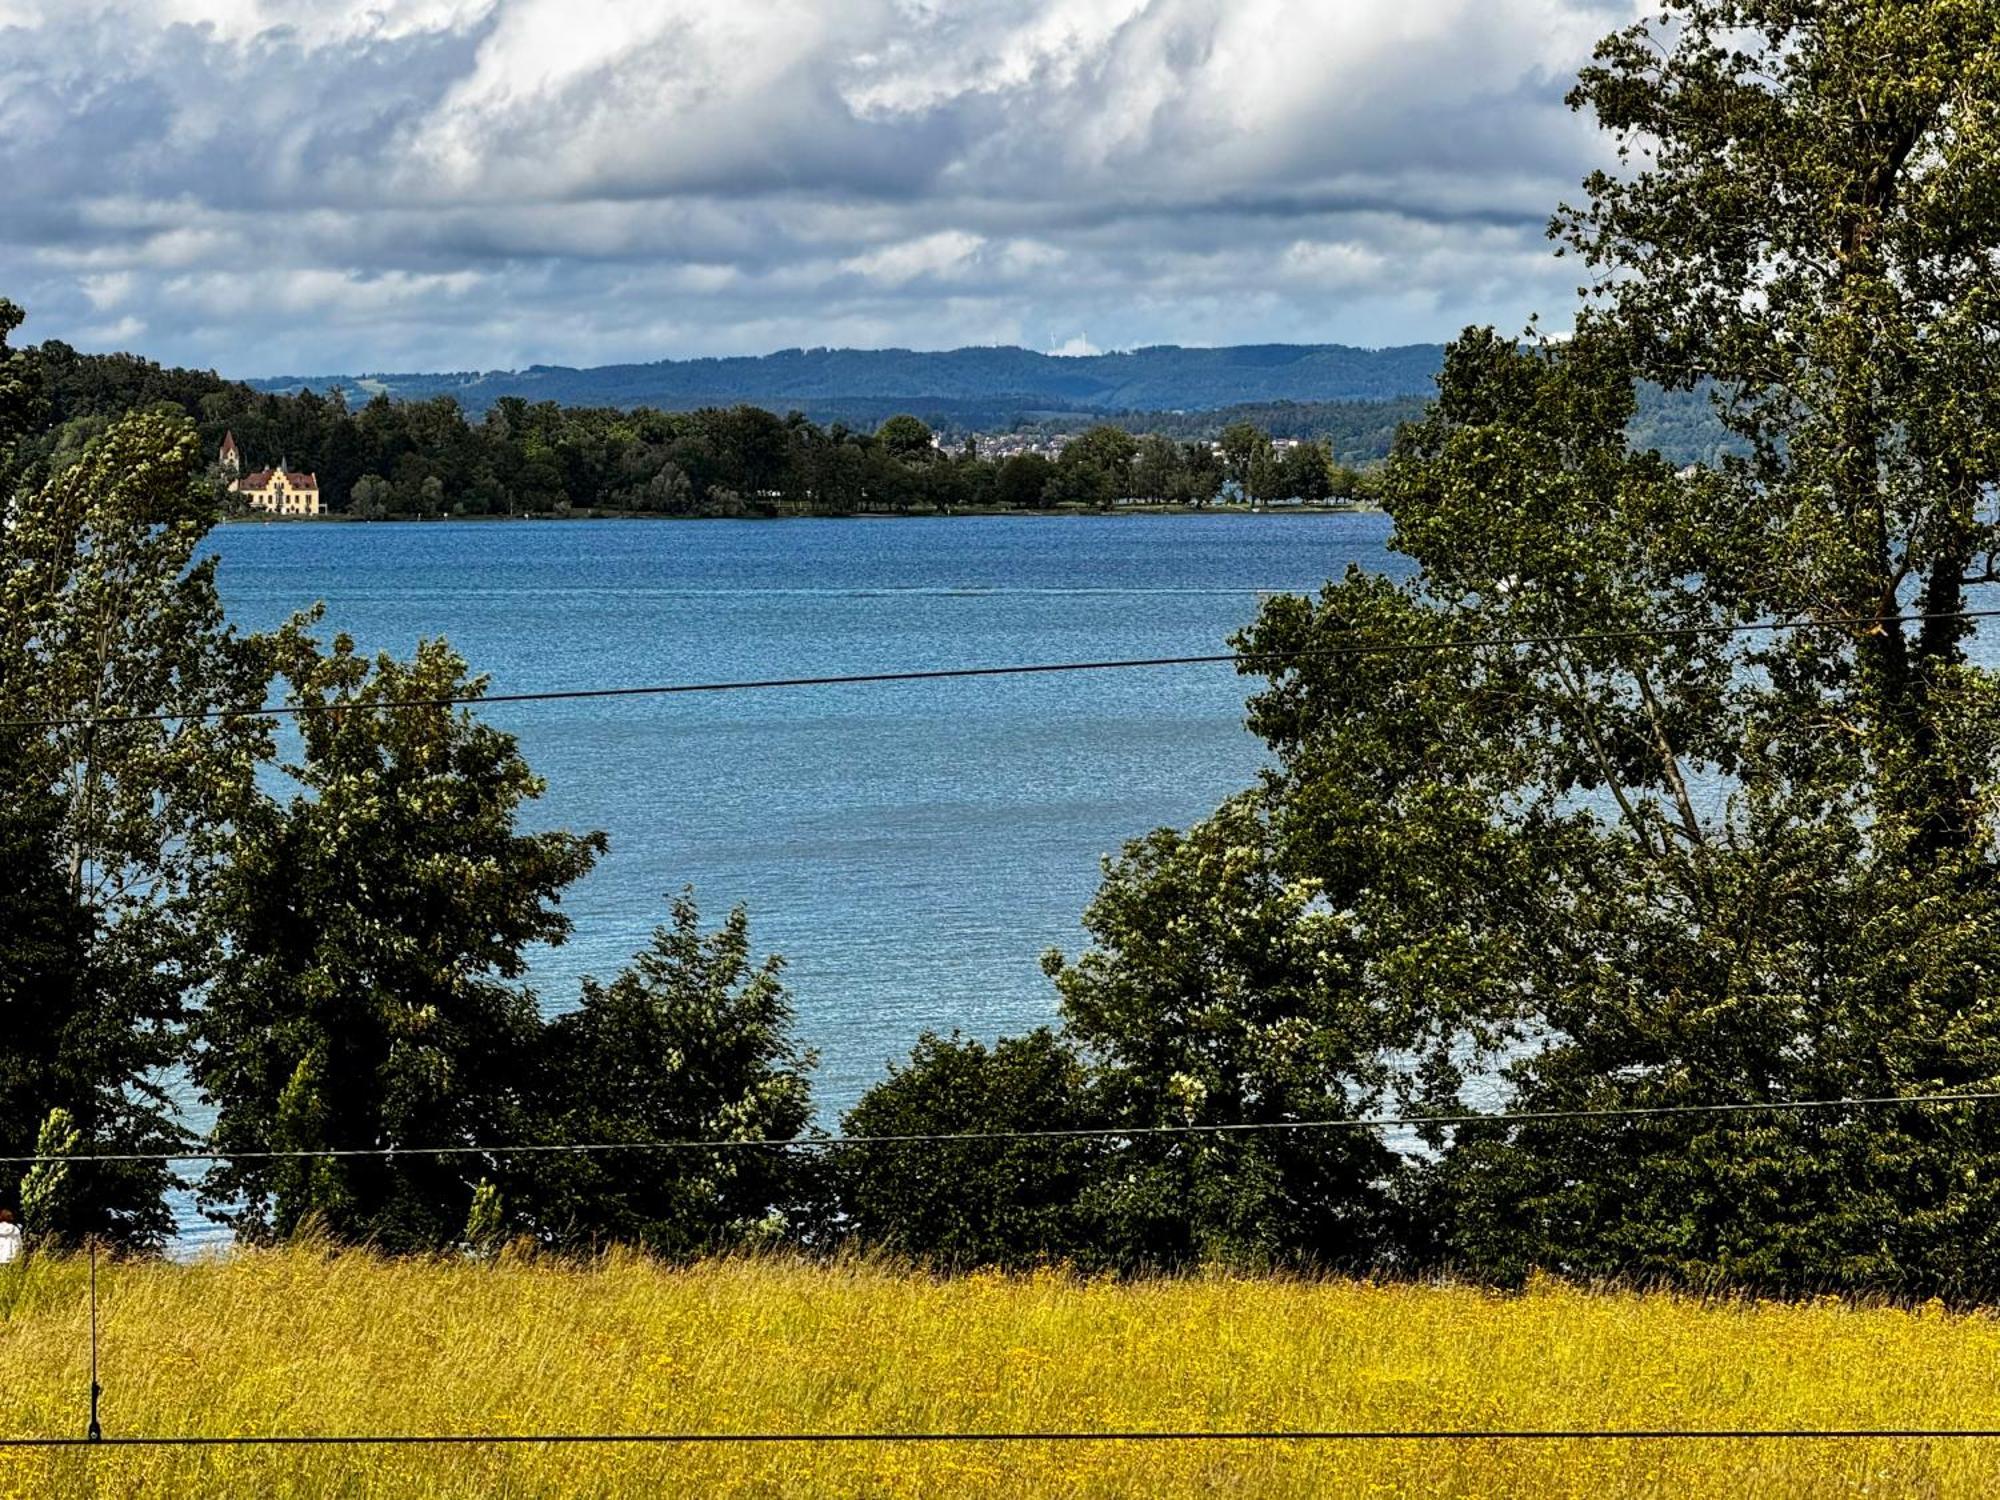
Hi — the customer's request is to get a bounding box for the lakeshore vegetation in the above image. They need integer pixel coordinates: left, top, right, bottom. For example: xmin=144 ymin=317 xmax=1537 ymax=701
xmin=3 ymin=334 xmax=1381 ymax=519
xmin=4 ymin=3 xmax=2000 ymax=1484
xmin=7 ymin=1249 xmax=2000 ymax=1498
xmin=4 ymin=0 xmax=2000 ymax=1284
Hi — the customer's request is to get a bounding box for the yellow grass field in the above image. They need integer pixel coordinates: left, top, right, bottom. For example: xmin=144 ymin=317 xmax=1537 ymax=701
xmin=3 ymin=1249 xmax=2000 ymax=1497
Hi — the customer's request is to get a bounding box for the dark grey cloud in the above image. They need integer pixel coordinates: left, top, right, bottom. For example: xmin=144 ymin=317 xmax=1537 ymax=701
xmin=0 ymin=0 xmax=1638 ymax=374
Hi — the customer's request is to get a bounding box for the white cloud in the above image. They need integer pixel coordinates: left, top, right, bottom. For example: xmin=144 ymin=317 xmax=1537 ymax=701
xmin=0 ymin=0 xmax=1638 ymax=374
xmin=1049 ymin=333 xmax=1099 ymax=357
xmin=5 ymin=0 xmax=494 ymax=42
xmin=843 ymin=0 xmax=1153 ymax=116
xmin=1280 ymin=240 xmax=1391 ymax=290
xmin=78 ymin=314 xmax=148 ymax=344
xmin=78 ymin=271 xmax=136 ymax=309
xmin=840 ymin=231 xmax=986 ymax=286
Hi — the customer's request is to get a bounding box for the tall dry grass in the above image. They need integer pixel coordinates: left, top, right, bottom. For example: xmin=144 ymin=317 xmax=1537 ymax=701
xmin=0 ymin=1247 xmax=1997 ymax=1496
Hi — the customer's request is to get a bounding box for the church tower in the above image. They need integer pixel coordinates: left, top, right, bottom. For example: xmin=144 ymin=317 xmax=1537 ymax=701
xmin=218 ymin=431 xmax=242 ymax=482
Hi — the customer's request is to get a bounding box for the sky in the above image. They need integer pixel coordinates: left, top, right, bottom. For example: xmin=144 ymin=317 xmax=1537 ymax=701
xmin=0 ymin=0 xmax=1639 ymax=378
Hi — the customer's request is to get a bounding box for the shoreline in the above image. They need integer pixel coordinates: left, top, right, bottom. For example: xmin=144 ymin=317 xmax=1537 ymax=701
xmin=221 ymin=502 xmax=1381 ymax=526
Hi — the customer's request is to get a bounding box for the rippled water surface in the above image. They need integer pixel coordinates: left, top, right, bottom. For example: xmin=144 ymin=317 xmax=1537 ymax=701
xmin=177 ymin=513 xmax=1406 ymax=1244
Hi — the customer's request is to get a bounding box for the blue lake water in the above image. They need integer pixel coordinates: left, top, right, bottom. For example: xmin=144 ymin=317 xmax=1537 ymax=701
xmin=173 ymin=513 xmax=1405 ymax=1245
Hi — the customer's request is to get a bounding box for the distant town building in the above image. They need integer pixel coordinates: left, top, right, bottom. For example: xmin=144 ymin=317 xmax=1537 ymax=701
xmin=221 ymin=432 xmax=321 ymax=516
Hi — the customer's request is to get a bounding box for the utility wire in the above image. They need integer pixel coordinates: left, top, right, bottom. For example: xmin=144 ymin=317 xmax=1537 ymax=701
xmin=8 ymin=607 xmax=1998 ymax=733
xmin=18 ymin=603 xmax=2000 ymax=1446
xmin=9 ymin=1088 xmax=1998 ymax=1168
xmin=7 ymin=1427 xmax=2000 ymax=1448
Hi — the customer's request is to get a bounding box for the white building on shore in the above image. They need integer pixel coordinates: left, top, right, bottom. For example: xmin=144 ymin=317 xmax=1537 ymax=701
xmin=220 ymin=432 xmax=321 ymax=516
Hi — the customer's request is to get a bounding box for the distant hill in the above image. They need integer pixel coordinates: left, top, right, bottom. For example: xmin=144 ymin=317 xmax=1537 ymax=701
xmin=25 ymin=339 xmax=1736 ymax=476
xmin=247 ymin=343 xmax=1451 ymax=420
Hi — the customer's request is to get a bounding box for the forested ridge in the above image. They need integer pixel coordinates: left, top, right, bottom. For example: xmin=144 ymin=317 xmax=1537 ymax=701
xmin=4 ymin=339 xmax=1384 ymax=517
xmin=245 ymin=340 xmax=1452 ymax=414
xmin=4 ymin=335 xmax=1735 ymax=521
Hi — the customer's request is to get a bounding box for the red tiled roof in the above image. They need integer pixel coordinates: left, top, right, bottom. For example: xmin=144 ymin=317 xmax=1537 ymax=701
xmin=236 ymin=467 xmax=319 ymax=490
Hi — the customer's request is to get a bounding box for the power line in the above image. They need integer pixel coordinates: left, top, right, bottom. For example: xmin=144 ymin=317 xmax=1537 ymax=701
xmin=9 ymin=607 xmax=1999 ymax=733
xmin=7 ymin=1427 xmax=2000 ymax=1448
xmin=17 ymin=602 xmax=1997 ymax=1451
xmin=16 ymin=1088 xmax=2000 ymax=1168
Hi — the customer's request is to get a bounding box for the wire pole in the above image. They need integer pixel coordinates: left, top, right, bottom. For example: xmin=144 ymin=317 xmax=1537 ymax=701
xmin=86 ymin=1234 xmax=100 ymax=1444
xmin=85 ymin=1126 xmax=101 ymax=1443
xmin=83 ymin=1056 xmax=103 ymax=1443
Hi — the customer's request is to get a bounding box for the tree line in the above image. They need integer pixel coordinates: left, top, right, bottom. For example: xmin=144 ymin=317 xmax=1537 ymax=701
xmin=9 ymin=0 xmax=2000 ymax=1297
xmin=1 ymin=342 xmax=1377 ymax=519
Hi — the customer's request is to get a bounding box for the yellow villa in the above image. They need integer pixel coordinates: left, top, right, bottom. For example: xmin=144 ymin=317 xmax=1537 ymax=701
xmin=219 ymin=432 xmax=321 ymax=516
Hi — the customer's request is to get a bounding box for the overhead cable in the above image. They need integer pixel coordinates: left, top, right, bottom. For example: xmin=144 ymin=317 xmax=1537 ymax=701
xmin=9 ymin=606 xmax=1998 ymax=732
xmin=13 ymin=1087 xmax=1999 ymax=1167
xmin=13 ymin=1426 xmax=2000 ymax=1449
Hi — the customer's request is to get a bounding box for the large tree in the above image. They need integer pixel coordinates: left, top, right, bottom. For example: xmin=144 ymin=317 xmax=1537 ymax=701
xmin=837 ymin=1028 xmax=1112 ymax=1270
xmin=0 ymin=321 xmax=274 ymax=1246
xmin=1045 ymin=796 xmax=1404 ymax=1270
xmin=1559 ymin=0 xmax=2000 ymax=855
xmin=0 ymin=300 xmax=41 ymax=489
xmin=0 ymin=739 xmax=98 ymax=1240
xmin=1204 ymin=0 xmax=2000 ymax=1293
xmin=195 ymin=631 xmax=603 ymax=1251
xmin=515 ymin=893 xmax=815 ymax=1258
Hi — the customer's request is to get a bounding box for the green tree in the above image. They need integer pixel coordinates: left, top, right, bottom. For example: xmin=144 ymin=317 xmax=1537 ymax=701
xmin=0 ymin=404 xmax=274 ymax=1249
xmin=1217 ymin=421 xmax=1270 ymax=502
xmin=517 ymin=893 xmax=815 ymax=1258
xmin=1238 ymin=0 xmax=2000 ymax=1281
xmin=0 ymin=755 xmax=95 ymax=1236
xmin=0 ymin=299 xmax=44 ymax=493
xmin=875 ymin=414 xmax=935 ymax=463
xmin=838 ymin=1029 xmax=1112 ymax=1269
xmin=1130 ymin=434 xmax=1183 ymax=504
xmin=1397 ymin=0 xmax=2000 ymax=1293
xmin=349 ymin=473 xmax=392 ymax=520
xmin=1558 ymin=0 xmax=2000 ymax=857
xmin=1029 ymin=2 xmax=2000 ymax=1294
xmin=196 ymin=630 xmax=604 ymax=1251
xmin=1055 ymin=424 xmax=1140 ymax=505
xmin=1045 ymin=796 xmax=1401 ymax=1270
xmin=1167 ymin=442 xmax=1223 ymax=506
xmin=994 ymin=452 xmax=1054 ymax=510
xmin=1274 ymin=441 xmax=1333 ymax=503
xmin=1327 ymin=463 xmax=1368 ymax=503
xmin=19 ymin=1108 xmax=85 ymax=1247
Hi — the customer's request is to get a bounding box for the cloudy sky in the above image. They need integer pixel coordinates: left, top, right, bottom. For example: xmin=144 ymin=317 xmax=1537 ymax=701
xmin=0 ymin=0 xmax=1635 ymax=377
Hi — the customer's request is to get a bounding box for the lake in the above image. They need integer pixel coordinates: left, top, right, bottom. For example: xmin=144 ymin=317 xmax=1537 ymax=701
xmin=174 ymin=512 xmax=1406 ymax=1245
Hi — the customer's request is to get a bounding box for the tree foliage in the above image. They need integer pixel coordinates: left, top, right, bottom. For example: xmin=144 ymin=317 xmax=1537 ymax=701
xmin=1045 ymin=796 xmax=1400 ymax=1269
xmin=838 ymin=1029 xmax=1111 ymax=1269
xmin=1208 ymin=0 xmax=2000 ymax=1293
xmin=516 ymin=893 xmax=814 ymax=1258
xmin=195 ymin=631 xmax=603 ymax=1250
xmin=846 ymin=0 xmax=2000 ymax=1289
xmin=0 ymin=300 xmax=43 ymax=491
xmin=0 ymin=383 xmax=272 ymax=1247
xmin=2 ymin=332 xmax=1402 ymax=516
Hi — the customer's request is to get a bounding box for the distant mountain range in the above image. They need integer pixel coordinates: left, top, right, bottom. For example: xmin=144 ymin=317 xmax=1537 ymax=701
xmin=242 ymin=340 xmax=1742 ymax=466
xmin=248 ymin=342 xmax=1451 ymax=422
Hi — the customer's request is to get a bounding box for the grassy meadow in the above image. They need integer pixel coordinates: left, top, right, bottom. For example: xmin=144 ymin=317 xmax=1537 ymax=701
xmin=0 ymin=1250 xmax=1998 ymax=1496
